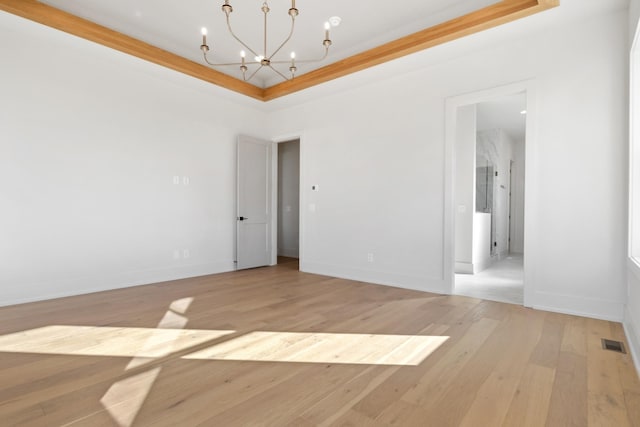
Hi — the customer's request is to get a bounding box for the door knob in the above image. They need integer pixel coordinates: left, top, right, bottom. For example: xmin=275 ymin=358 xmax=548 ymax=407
xmin=237 ymin=216 xmax=248 ymax=221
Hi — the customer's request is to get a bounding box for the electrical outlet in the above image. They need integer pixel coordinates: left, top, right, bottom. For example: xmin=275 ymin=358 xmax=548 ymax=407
xmin=367 ymin=253 xmax=374 ymax=263
xmin=173 ymin=176 xmax=180 ymax=185
xmin=183 ymin=176 xmax=190 ymax=186
xmin=183 ymin=249 xmax=190 ymax=258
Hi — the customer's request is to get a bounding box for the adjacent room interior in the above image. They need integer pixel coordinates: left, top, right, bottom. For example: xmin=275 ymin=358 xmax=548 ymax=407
xmin=1 ymin=0 xmax=640 ymax=425
xmin=454 ymin=92 xmax=526 ymax=306
xmin=276 ymin=139 xmax=300 ymax=267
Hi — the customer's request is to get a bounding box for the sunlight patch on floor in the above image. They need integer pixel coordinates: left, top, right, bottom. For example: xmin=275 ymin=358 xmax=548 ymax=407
xmin=184 ymin=332 xmax=449 ymax=366
xmin=0 ymin=325 xmax=235 ymax=358
xmin=0 ymin=327 xmax=449 ymax=366
xmin=100 ymin=367 xmax=161 ymax=427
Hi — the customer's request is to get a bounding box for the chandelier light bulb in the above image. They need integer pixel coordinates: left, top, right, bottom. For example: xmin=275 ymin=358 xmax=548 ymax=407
xmin=289 ymin=51 xmax=297 ymax=78
xmin=201 ymin=27 xmax=208 ymax=48
xmin=240 ymin=50 xmax=246 ymax=58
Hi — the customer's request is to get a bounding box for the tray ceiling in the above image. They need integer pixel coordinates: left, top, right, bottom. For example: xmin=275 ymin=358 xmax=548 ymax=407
xmin=0 ymin=0 xmax=559 ymax=101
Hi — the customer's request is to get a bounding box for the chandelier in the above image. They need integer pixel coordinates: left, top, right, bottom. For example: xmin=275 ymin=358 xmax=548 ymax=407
xmin=199 ymin=1 xmax=334 ymax=83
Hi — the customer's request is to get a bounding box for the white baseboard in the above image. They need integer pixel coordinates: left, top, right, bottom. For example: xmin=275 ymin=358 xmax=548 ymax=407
xmin=455 ymin=259 xmax=492 ymax=274
xmin=473 ymin=257 xmax=493 ymax=273
xmin=0 ymin=261 xmax=236 ymax=307
xmin=455 ymin=262 xmax=473 ymax=274
xmin=624 ymin=305 xmax=640 ymax=378
xmin=532 ymin=291 xmax=624 ymax=322
xmin=300 ymin=261 xmax=447 ymax=295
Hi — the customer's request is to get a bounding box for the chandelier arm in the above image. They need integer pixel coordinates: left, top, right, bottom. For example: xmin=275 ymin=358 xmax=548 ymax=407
xmin=225 ymin=13 xmax=260 ymax=58
xmin=268 ymin=15 xmax=295 ymax=61
xmin=244 ymin=66 xmax=263 ymax=82
xmin=285 ymin=47 xmax=329 ymax=64
xmin=203 ymin=52 xmax=257 ymax=67
xmin=268 ymin=65 xmax=290 ymax=82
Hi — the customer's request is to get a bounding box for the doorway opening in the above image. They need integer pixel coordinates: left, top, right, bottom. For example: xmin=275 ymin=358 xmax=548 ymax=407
xmin=452 ymin=92 xmax=527 ymax=305
xmin=275 ymin=139 xmax=300 ymax=270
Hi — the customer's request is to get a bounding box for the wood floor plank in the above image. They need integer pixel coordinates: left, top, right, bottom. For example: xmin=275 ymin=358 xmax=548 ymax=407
xmin=458 ymin=309 xmax=545 ymax=426
xmin=561 ymin=315 xmax=588 ymax=356
xmin=545 ymin=351 xmax=589 ymax=426
xmin=399 ymin=316 xmax=500 ymax=406
xmin=0 ymin=262 xmax=638 ymax=426
xmin=501 ymin=364 xmax=556 ymax=427
xmin=529 ymin=312 xmax=566 ymax=369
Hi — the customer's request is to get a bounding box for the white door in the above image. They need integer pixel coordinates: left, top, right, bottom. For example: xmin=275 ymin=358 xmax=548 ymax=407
xmin=236 ymin=135 xmax=272 ymax=269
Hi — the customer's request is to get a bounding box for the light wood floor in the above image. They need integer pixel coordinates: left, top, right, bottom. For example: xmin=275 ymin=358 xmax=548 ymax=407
xmin=0 ymin=259 xmax=639 ymax=426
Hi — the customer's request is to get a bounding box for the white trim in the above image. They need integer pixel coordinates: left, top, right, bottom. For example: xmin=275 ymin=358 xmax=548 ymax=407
xmin=629 ymin=16 xmax=640 ymax=262
xmin=629 ymin=256 xmax=640 ymax=280
xmin=444 ymin=79 xmax=538 ymax=308
xmin=624 ymin=305 xmax=640 ymax=379
xmin=625 ymin=13 xmax=640 ymax=379
xmin=455 ymin=259 xmax=493 ymax=274
xmin=455 ymin=262 xmax=474 ymax=274
xmin=270 ymin=132 xmax=305 ymax=267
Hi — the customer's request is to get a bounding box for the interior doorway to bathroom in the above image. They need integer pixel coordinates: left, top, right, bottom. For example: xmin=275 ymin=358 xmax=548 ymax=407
xmin=452 ymin=92 xmax=527 ymax=305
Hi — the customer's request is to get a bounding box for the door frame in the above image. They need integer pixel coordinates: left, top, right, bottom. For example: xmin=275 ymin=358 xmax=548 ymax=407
xmin=444 ymin=80 xmax=538 ymax=307
xmin=270 ymin=133 xmax=305 ymax=267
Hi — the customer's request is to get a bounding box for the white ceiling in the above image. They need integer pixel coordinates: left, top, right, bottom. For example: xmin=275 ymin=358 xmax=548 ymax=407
xmin=477 ymin=93 xmax=527 ymax=142
xmin=40 ymin=0 xmax=500 ymax=88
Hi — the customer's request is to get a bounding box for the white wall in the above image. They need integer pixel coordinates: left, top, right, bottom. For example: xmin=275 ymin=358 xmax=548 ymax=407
xmin=268 ymin=5 xmax=629 ymax=319
xmin=0 ymin=12 xmax=267 ymax=306
xmin=277 ymin=140 xmax=300 ymax=258
xmin=454 ymin=105 xmax=476 ymax=274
